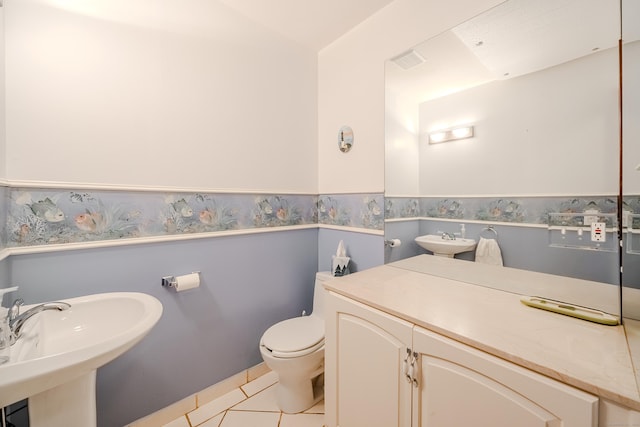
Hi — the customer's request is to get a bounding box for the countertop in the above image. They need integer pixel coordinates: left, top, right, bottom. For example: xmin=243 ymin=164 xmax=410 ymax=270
xmin=323 ymin=255 xmax=640 ymax=411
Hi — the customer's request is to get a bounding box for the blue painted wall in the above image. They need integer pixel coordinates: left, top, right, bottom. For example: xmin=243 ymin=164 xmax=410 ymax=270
xmin=384 ymin=220 xmax=421 ymax=264
xmin=318 ymin=228 xmax=384 ymax=274
xmin=10 ymin=229 xmax=319 ymax=427
xmin=0 ymin=258 xmax=9 ymax=297
xmin=623 ymin=236 xmax=640 ymax=290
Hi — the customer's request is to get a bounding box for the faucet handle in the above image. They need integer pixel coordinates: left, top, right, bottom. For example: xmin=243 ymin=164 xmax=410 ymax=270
xmin=8 ymin=299 xmax=24 ymax=321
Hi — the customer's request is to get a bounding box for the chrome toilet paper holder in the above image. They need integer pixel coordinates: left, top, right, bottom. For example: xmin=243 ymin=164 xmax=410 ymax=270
xmin=161 ymin=276 xmax=178 ymax=288
xmin=161 ymin=271 xmax=200 ymax=288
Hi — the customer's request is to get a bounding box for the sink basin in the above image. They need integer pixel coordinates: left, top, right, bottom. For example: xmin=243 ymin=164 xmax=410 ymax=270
xmin=415 ymin=234 xmax=477 ymax=257
xmin=0 ymin=292 xmax=162 ymax=426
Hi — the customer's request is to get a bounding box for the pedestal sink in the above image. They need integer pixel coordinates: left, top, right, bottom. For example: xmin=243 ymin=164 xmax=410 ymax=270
xmin=0 ymin=292 xmax=162 ymax=427
xmin=415 ymin=234 xmax=477 ymax=257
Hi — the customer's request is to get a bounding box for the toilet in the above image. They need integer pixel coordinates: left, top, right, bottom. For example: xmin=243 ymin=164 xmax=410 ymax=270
xmin=259 ymin=271 xmax=333 ymax=413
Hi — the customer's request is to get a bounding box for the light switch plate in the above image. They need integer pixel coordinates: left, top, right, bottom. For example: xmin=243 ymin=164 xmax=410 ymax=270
xmin=591 ymin=222 xmax=606 ymax=242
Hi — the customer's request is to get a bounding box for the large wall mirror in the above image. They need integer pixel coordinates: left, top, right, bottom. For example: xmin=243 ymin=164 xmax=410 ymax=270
xmin=622 ymin=0 xmax=640 ymax=321
xmin=384 ymin=0 xmax=632 ymax=317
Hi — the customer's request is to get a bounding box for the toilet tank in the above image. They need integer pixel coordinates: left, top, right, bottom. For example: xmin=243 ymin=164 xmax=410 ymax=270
xmin=312 ymin=271 xmax=334 ymax=319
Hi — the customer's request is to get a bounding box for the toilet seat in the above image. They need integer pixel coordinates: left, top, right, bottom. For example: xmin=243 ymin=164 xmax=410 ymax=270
xmin=261 ymin=316 xmax=324 ymax=358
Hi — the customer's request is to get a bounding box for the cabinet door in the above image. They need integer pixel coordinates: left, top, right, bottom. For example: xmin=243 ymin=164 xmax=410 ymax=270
xmin=325 ymin=292 xmax=413 ymax=427
xmin=412 ymin=326 xmax=598 ymax=427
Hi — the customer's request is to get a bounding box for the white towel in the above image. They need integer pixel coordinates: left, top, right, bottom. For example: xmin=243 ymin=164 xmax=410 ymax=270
xmin=475 ymin=237 xmax=503 ymax=266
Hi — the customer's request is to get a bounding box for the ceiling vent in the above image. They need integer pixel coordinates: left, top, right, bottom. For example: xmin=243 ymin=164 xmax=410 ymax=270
xmin=391 ymin=49 xmax=425 ymax=70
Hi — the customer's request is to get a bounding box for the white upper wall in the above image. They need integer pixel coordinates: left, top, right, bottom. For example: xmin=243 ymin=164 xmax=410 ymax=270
xmin=0 ymin=6 xmax=6 ymax=181
xmin=317 ymin=0 xmax=504 ymax=194
xmin=417 ymin=47 xmax=619 ymax=197
xmin=4 ymin=0 xmax=318 ymax=192
xmin=385 ymin=75 xmax=419 ymax=196
xmin=624 ymin=41 xmax=640 ymax=194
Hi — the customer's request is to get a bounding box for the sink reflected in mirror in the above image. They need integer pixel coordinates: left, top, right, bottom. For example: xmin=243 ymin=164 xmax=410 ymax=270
xmin=0 ymin=292 xmax=162 ymax=427
xmin=415 ymin=234 xmax=477 ymax=257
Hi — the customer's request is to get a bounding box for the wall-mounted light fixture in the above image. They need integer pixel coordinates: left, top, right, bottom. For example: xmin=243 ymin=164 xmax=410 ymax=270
xmin=428 ymin=125 xmax=474 ymax=144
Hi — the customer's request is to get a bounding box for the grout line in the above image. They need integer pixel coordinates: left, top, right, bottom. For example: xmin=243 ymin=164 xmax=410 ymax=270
xmin=227 ymin=408 xmax=281 ymax=414
xmin=239 ymin=387 xmax=249 ymax=399
xmin=221 ymin=411 xmax=229 ymax=426
xmin=153 ymin=370 xmax=325 ymax=427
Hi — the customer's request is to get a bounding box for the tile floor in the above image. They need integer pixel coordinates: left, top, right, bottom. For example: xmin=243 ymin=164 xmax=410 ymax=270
xmin=162 ymin=371 xmax=325 ymax=427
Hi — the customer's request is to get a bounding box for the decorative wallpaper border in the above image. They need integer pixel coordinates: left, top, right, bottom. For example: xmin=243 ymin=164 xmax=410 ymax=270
xmin=318 ymin=194 xmax=384 ymax=230
xmin=4 ymin=187 xmax=637 ymax=251
xmin=624 ymin=196 xmax=640 ymax=225
xmin=385 ymin=196 xmax=622 ymax=224
xmin=0 ymin=185 xmax=7 ymax=252
xmin=1 ymin=185 xmax=383 ymax=249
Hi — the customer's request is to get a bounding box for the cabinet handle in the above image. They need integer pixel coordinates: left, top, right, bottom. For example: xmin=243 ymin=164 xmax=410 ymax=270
xmin=403 ymin=348 xmax=412 ymax=383
xmin=410 ymin=351 xmax=419 ymax=388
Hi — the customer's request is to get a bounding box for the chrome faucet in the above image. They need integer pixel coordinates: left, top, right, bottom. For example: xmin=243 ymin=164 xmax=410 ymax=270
xmin=441 ymin=232 xmax=456 ymax=240
xmin=8 ymin=299 xmax=71 ymax=342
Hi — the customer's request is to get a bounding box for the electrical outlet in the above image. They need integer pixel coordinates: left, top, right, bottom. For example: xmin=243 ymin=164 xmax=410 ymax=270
xmin=591 ymin=222 xmax=606 ymax=242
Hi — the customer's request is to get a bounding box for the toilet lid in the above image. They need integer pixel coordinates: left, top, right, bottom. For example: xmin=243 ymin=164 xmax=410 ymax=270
xmin=262 ymin=316 xmax=324 ymax=357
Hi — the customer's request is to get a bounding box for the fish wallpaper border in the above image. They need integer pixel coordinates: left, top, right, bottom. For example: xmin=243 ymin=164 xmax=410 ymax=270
xmin=4 ymin=185 xmax=640 ymax=251
xmin=385 ymin=196 xmax=622 ymax=225
xmin=0 ymin=185 xmax=7 ymax=252
xmin=317 ymin=194 xmax=384 ymax=230
xmin=3 ymin=187 xmax=383 ymax=249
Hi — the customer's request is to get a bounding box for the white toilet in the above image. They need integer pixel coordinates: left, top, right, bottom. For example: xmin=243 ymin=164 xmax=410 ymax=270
xmin=259 ymin=271 xmax=333 ymax=413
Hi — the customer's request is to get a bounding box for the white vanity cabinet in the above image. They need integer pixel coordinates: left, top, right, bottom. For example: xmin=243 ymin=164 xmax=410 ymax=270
xmin=324 ymin=290 xmax=414 ymax=427
xmin=325 ymin=291 xmax=598 ymax=427
xmin=412 ymin=326 xmax=597 ymax=427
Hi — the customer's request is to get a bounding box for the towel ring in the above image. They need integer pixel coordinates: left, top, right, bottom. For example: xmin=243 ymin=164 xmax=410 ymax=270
xmin=481 ymin=225 xmax=498 ymax=238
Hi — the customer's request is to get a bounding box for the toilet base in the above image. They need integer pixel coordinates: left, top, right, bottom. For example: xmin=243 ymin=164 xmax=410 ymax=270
xmin=275 ymin=370 xmax=324 ymax=414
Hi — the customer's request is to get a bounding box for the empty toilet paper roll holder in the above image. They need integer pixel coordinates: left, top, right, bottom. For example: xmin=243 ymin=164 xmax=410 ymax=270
xmin=161 ymin=272 xmax=200 ymax=288
xmin=385 ymin=239 xmax=402 ymax=248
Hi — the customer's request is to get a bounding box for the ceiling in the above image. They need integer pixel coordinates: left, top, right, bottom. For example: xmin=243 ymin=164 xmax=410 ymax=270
xmin=218 ymin=0 xmax=396 ymax=51
xmin=386 ymin=0 xmax=628 ymax=107
xmin=30 ymin=0 xmax=396 ymax=51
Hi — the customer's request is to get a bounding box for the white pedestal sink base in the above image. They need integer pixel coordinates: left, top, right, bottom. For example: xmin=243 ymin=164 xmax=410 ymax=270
xmin=29 ymin=370 xmax=97 ymax=427
xmin=0 ymin=293 xmax=162 ymax=423
xmin=433 ymin=253 xmax=455 ymax=258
